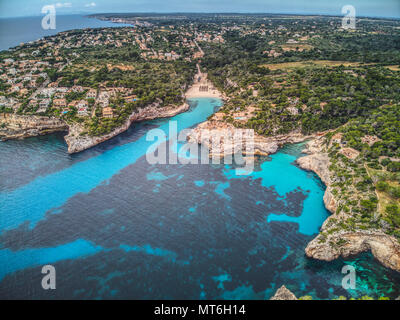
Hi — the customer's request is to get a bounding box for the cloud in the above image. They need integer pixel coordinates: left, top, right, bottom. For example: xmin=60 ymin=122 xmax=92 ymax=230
xmin=55 ymin=2 xmax=72 ymax=8
xmin=85 ymin=2 xmax=96 ymax=7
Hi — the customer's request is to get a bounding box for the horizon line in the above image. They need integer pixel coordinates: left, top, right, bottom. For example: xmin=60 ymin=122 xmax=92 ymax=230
xmin=1 ymin=11 xmax=399 ymax=21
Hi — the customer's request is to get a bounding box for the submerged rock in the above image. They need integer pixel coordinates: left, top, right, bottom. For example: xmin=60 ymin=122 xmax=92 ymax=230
xmin=270 ymin=286 xmax=298 ymax=300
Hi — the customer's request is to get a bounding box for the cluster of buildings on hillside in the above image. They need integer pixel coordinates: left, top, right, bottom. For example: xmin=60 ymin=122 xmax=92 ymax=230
xmin=34 ymin=85 xmax=137 ymax=118
xmin=132 ymin=26 xmax=225 ymax=61
xmin=42 ymin=29 xmax=134 ymax=50
xmin=0 ymin=38 xmax=141 ymax=118
xmin=135 ymin=32 xmax=195 ymax=61
xmin=0 ymin=58 xmax=51 ymax=111
xmin=0 ymin=18 xmax=325 ymax=118
xmin=0 ymin=58 xmax=49 ymax=93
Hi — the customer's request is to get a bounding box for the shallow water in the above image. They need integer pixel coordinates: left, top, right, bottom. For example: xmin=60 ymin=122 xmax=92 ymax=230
xmin=0 ymin=98 xmax=399 ymax=300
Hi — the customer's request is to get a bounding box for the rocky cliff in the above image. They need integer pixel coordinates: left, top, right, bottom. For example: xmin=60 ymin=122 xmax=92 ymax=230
xmin=0 ymin=113 xmax=68 ymax=140
xmin=1 ymin=102 xmax=189 ymax=154
xmin=297 ymin=138 xmax=400 ymax=273
xmin=187 ymin=118 xmax=314 ymax=157
xmin=305 ymin=230 xmax=400 ymax=272
xmin=65 ymin=102 xmax=189 ymax=154
xmin=295 ymin=138 xmax=337 ymax=215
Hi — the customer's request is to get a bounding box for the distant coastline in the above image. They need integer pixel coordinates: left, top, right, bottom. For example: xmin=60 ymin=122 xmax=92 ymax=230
xmin=0 ymin=15 xmax=130 ymax=52
xmin=1 ymin=13 xmax=398 ymax=52
xmin=88 ymin=12 xmax=400 ymax=21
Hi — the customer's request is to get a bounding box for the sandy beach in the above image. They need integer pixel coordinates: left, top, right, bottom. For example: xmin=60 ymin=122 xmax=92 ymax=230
xmin=185 ymin=65 xmax=223 ymax=99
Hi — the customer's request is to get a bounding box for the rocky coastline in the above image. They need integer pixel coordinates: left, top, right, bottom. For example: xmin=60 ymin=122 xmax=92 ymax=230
xmin=65 ymin=102 xmax=189 ymax=154
xmin=0 ymin=67 xmax=213 ymax=154
xmin=297 ymin=138 xmax=400 ymax=273
xmin=0 ymin=103 xmax=189 ymax=154
xmin=0 ymin=102 xmax=189 ymax=154
xmin=3 ymin=84 xmax=400 ymax=274
xmin=187 ymin=116 xmax=317 ymax=158
xmin=0 ymin=113 xmax=68 ymax=140
xmin=187 ymin=116 xmax=400 ymax=273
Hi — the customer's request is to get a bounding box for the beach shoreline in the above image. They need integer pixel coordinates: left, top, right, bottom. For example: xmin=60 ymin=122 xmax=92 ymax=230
xmin=185 ymin=65 xmax=223 ymax=100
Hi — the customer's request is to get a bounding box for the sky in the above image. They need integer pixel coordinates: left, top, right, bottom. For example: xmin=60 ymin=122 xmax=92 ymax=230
xmin=0 ymin=0 xmax=399 ymax=19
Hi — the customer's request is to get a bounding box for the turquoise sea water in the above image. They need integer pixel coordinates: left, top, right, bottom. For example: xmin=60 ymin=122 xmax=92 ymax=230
xmin=0 ymin=98 xmax=399 ymax=299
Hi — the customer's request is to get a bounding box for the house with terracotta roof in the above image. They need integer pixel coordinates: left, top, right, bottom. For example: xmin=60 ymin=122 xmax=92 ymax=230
xmin=86 ymin=89 xmax=97 ymax=99
xmin=68 ymin=100 xmax=78 ymax=108
xmin=53 ymin=98 xmax=66 ymax=108
xmin=102 ymin=107 xmax=114 ymax=118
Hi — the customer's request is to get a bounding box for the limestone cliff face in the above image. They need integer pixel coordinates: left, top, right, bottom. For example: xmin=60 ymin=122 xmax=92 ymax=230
xmin=65 ymin=103 xmax=189 ymax=154
xmin=296 ymin=140 xmax=331 ymax=186
xmin=323 ymin=188 xmax=337 ymax=216
xmin=1 ymin=102 xmax=189 ymax=154
xmin=295 ymin=138 xmax=337 ymax=215
xmin=0 ymin=113 xmax=68 ymax=140
xmin=270 ymin=286 xmax=298 ymax=300
xmin=297 ymin=138 xmax=400 ymax=273
xmin=305 ymin=231 xmax=400 ymax=272
xmin=187 ymin=119 xmax=313 ymax=157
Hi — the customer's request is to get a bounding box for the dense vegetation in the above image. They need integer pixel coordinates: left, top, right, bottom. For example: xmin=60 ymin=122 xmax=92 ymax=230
xmin=207 ymin=63 xmax=400 ymax=137
xmin=0 ymin=26 xmax=196 ymax=136
xmin=59 ymin=60 xmax=195 ymax=136
xmin=1 ymin=13 xmax=400 ymax=299
xmin=1 ymin=14 xmax=399 ymax=235
xmin=197 ymin=15 xmax=400 ymax=242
